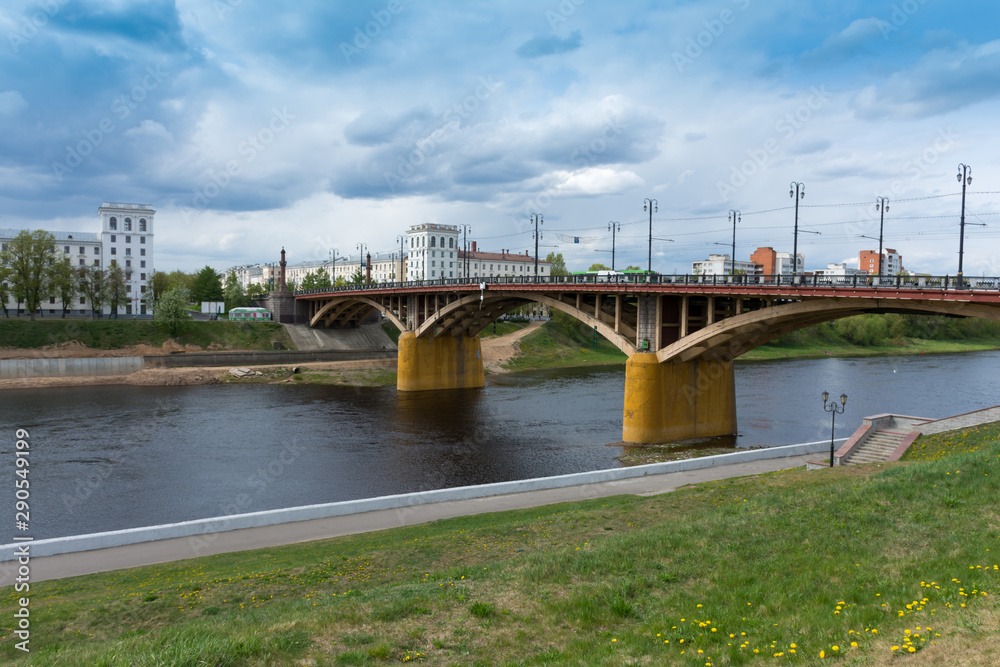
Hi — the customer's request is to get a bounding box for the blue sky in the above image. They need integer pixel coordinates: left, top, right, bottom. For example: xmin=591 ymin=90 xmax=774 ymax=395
xmin=1 ymin=0 xmax=999 ymax=275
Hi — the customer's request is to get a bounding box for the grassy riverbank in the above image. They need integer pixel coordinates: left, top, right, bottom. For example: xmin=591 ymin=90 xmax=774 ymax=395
xmin=2 ymin=430 xmax=998 ymax=665
xmin=0 ymin=318 xmax=291 ymax=352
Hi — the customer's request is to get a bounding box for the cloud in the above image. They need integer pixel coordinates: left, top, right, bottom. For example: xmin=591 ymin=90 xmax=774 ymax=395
xmin=852 ymin=40 xmax=1000 ymax=119
xmin=516 ymin=30 xmax=582 ymax=58
xmin=0 ymin=91 xmax=27 ymax=115
xmin=802 ymin=18 xmax=885 ymax=66
xmin=684 ymin=131 xmax=707 ymax=143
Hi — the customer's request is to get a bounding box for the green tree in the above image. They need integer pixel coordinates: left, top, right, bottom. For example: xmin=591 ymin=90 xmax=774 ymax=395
xmin=0 ymin=229 xmax=56 ymax=321
xmin=166 ymin=269 xmax=195 ymax=294
xmin=49 ymin=255 xmax=78 ymax=318
xmin=301 ymin=269 xmax=332 ymax=290
xmin=624 ymin=264 xmax=641 ymax=271
xmin=333 ymin=275 xmax=348 ymax=288
xmin=154 ymin=286 xmax=192 ymax=335
xmin=246 ymin=282 xmax=266 ymax=300
xmin=76 ymin=266 xmax=107 ymax=318
xmin=149 ymin=270 xmax=170 ymax=305
xmin=106 ymin=261 xmax=130 ymax=318
xmin=350 ymin=268 xmax=364 ymax=285
xmin=545 ymin=252 xmax=568 ymax=276
xmin=588 ymin=263 xmax=611 ymax=272
xmin=224 ymin=270 xmax=247 ymax=309
xmin=192 ymin=266 xmax=223 ymax=303
xmin=0 ymin=265 xmax=10 ymax=317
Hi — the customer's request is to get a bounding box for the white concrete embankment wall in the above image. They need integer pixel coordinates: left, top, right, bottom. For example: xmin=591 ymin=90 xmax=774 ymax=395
xmin=0 ymin=440 xmax=828 ymax=561
xmin=0 ymin=357 xmax=142 ymax=378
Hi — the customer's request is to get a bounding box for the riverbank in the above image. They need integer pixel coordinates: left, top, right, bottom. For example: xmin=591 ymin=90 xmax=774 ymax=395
xmin=2 ymin=430 xmax=996 ymax=664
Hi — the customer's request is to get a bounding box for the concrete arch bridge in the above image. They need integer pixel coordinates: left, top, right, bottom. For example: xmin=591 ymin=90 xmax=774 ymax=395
xmin=296 ymin=274 xmax=1000 ymax=444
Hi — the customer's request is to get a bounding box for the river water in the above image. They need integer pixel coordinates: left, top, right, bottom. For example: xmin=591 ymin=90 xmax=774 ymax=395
xmin=3 ymin=350 xmax=999 ymax=539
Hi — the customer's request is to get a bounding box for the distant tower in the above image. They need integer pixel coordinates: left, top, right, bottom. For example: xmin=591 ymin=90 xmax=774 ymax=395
xmin=279 ymin=247 xmax=287 ymax=292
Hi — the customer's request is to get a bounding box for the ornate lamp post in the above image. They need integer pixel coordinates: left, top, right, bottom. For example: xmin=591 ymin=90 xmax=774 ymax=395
xmin=790 ymin=182 xmax=805 ymax=277
xmin=822 ymin=391 xmax=847 ymax=467
xmin=608 ymin=221 xmax=620 ymax=271
xmin=728 ymin=209 xmax=741 ymax=276
xmin=957 ymin=163 xmax=973 ymax=283
xmin=643 ymin=198 xmax=658 ymax=274
xmin=530 ymin=213 xmax=543 ymax=282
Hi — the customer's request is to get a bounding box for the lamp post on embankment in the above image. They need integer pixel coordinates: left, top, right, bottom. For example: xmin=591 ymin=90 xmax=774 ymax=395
xmin=822 ymin=391 xmax=847 ymax=467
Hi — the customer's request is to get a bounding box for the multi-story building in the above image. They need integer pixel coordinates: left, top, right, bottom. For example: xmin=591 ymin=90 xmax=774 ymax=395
xmin=406 ymin=223 xmax=460 ymax=281
xmin=691 ymin=254 xmax=762 ymax=276
xmin=250 ymin=252 xmax=406 ymax=290
xmin=859 ymin=248 xmax=903 ymax=276
xmin=750 ymin=247 xmax=804 ymax=276
xmin=1 ymin=202 xmax=154 ymax=316
xmin=458 ymin=241 xmax=551 ymax=280
xmin=812 ymin=262 xmax=869 ymax=278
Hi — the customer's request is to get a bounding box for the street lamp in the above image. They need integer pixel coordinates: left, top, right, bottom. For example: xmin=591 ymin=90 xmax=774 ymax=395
xmin=643 ymin=198 xmax=658 ymax=274
xmin=957 ymin=163 xmax=973 ymax=283
xmin=728 ymin=209 xmax=741 ymax=276
xmin=875 ymin=197 xmax=889 ymax=279
xmin=458 ymin=224 xmax=472 ymax=280
xmin=822 ymin=391 xmax=847 ymax=467
xmin=530 ymin=213 xmax=543 ymax=282
xmin=790 ymin=182 xmax=805 ymax=278
xmin=608 ymin=221 xmax=620 ymax=271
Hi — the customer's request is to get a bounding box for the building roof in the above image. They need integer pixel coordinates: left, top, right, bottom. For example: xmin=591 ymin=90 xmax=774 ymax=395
xmin=0 ymin=228 xmax=100 ymax=242
xmin=458 ymin=250 xmax=548 ymax=263
xmin=99 ymin=202 xmax=155 ymax=212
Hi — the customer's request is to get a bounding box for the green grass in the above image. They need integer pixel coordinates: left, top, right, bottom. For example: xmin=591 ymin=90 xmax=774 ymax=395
xmin=4 ymin=434 xmax=999 ymax=665
xmin=503 ymin=312 xmax=627 ymax=371
xmin=380 ymin=322 xmax=402 ymax=345
xmin=479 ymin=321 xmax=528 ymax=339
xmin=903 ymin=421 xmax=1000 ymax=463
xmin=0 ymin=319 xmax=292 ymax=352
xmin=741 ymin=337 xmax=1000 ymax=362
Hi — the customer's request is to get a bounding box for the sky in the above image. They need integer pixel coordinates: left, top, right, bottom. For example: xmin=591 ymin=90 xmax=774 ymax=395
xmin=1 ymin=0 xmax=999 ymax=276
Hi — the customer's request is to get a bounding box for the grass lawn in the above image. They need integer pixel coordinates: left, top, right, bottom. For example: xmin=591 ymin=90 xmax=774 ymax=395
xmin=0 ymin=319 xmax=292 ymax=352
xmin=2 ymin=428 xmax=998 ymax=664
xmin=741 ymin=337 xmax=1000 ymax=362
xmin=503 ymin=315 xmax=627 ymax=372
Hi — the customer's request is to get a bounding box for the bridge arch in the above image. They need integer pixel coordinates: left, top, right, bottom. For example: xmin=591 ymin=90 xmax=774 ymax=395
xmin=657 ymin=297 xmax=1000 ymax=364
xmin=309 ymin=295 xmax=406 ymax=332
xmin=413 ymin=292 xmax=637 ymax=355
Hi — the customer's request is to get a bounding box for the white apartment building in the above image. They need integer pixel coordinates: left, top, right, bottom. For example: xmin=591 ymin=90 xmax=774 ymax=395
xmin=242 ymin=252 xmax=405 ymax=291
xmin=1 ymin=202 xmax=154 ymax=316
xmin=812 ymin=262 xmax=869 ymax=278
xmin=775 ymin=252 xmax=804 ymax=276
xmin=406 ymin=223 xmax=460 ymax=281
xmin=457 ymin=241 xmax=551 ymax=280
xmin=691 ymin=254 xmax=761 ymax=276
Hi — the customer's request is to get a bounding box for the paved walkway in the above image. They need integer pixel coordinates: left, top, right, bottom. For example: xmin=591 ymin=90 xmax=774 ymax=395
xmin=12 ymin=454 xmax=814 ymax=584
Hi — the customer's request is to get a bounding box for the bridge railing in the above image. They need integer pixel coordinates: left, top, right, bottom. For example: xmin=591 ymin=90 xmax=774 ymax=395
xmin=294 ymin=273 xmax=1000 ymax=296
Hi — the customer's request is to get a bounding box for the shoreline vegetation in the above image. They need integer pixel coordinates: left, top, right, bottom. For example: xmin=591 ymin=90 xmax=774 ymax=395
xmin=2 ymin=422 xmax=997 ymax=664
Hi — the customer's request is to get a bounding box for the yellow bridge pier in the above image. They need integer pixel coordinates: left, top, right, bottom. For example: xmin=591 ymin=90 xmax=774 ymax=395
xmin=396 ymin=332 xmax=485 ymax=392
xmin=622 ymin=353 xmax=737 ymax=445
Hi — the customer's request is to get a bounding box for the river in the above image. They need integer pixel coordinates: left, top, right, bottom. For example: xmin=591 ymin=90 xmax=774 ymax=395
xmin=3 ymin=350 xmax=999 ymax=539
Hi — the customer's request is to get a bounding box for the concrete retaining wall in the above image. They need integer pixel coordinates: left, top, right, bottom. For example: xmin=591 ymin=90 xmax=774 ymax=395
xmin=0 ymin=357 xmax=142 ymax=379
xmin=0 ymin=440 xmax=828 ymax=561
xmin=912 ymin=405 xmax=1000 ymax=435
xmin=143 ymin=349 xmax=397 ymax=369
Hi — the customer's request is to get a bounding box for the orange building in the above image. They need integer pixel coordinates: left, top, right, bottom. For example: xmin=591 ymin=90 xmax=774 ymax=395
xmin=859 ymin=248 xmax=903 ymax=275
xmin=750 ymin=246 xmax=776 ymax=275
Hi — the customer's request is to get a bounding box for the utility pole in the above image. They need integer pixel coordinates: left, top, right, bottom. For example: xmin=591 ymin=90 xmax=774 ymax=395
xmin=957 ymin=163 xmax=973 ymax=282
xmin=608 ymin=221 xmax=620 ymax=271
xmin=728 ymin=209 xmax=741 ymax=276
xmin=530 ymin=213 xmax=543 ymax=282
xmin=643 ymin=198 xmax=657 ymax=274
xmin=790 ymin=182 xmax=805 ymax=277
xmin=458 ymin=224 xmax=471 ymax=280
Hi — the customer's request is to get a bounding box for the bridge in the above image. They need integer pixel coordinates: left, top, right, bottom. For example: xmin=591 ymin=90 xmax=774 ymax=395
xmin=293 ymin=274 xmax=1000 ymax=444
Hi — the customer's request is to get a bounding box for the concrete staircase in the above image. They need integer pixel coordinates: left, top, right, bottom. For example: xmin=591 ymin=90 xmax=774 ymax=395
xmin=842 ymin=430 xmax=907 ymax=465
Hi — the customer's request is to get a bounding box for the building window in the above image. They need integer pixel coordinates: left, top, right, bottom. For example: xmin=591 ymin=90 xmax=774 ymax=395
xmin=80 ymin=297 xmax=86 ymax=305
xmin=430 ymin=236 xmax=436 ymax=248
xmin=449 ymin=238 xmax=454 ymax=248
xmin=141 ymin=273 xmax=146 ymax=280
xmin=126 ymin=236 xmax=131 ymax=243
xmin=125 ymin=248 xmax=131 ymax=255
xmin=111 ymin=235 xmax=116 ymax=243
xmin=109 ymin=217 xmax=117 ymax=230
xmin=79 ymin=246 xmax=84 ymax=254
xmin=140 ymin=237 xmax=145 ymax=244
xmin=124 ymin=218 xmax=132 ymax=231
xmin=94 ymin=247 xmax=99 ymax=254
xmin=64 ymin=246 xmax=70 ymax=253
xmin=94 ymin=260 xmax=100 ymax=267
xmin=126 ymin=260 xmax=132 ymax=267
xmin=50 ymin=297 xmax=56 ymax=304
xmin=111 ymin=248 xmax=116 ymax=255
xmin=140 ymin=261 xmax=145 ymax=268
xmin=79 ymin=259 xmax=85 ymax=265
xmin=139 ymin=219 xmax=146 ymax=232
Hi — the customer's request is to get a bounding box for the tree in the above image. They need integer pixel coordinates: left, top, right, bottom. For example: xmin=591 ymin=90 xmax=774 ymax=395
xmin=224 ymin=270 xmax=247 ymax=310
xmin=350 ymin=268 xmax=364 ymax=285
xmin=154 ymin=286 xmax=192 ymax=335
xmin=49 ymin=255 xmax=78 ymax=318
xmin=588 ymin=263 xmax=611 ymax=272
xmin=0 ymin=229 xmax=56 ymax=321
xmin=166 ymin=269 xmax=195 ymax=294
xmin=0 ymin=265 xmax=10 ymax=317
xmin=545 ymin=252 xmax=568 ymax=276
xmin=333 ymin=275 xmax=348 ymax=288
xmin=246 ymin=282 xmax=266 ymax=300
xmin=192 ymin=266 xmax=224 ymax=303
xmin=624 ymin=264 xmax=641 ymax=271
xmin=77 ymin=266 xmax=107 ymax=318
xmin=149 ymin=270 xmax=170 ymax=305
xmin=106 ymin=261 xmax=130 ymax=318
xmin=301 ymin=269 xmax=332 ymax=290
